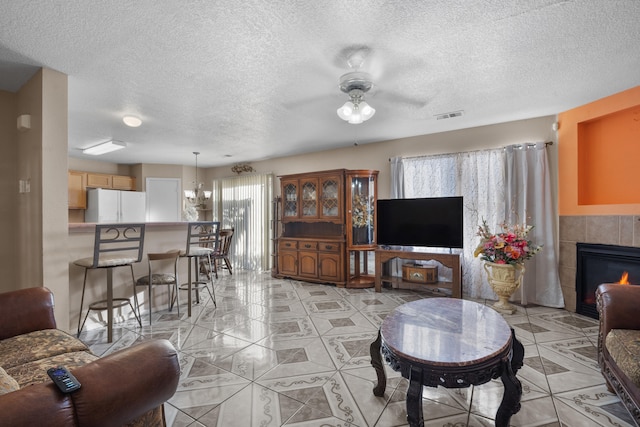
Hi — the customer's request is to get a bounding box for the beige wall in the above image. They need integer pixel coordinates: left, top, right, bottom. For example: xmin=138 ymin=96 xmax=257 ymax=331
xmin=41 ymin=69 xmax=70 ymax=329
xmin=206 ymin=115 xmax=558 ymax=202
xmin=71 ymin=115 xmax=557 ymax=218
xmin=0 ymin=91 xmax=18 ymax=287
xmin=0 ymin=69 xmax=70 ymax=328
xmin=68 ymin=157 xmax=133 ymax=176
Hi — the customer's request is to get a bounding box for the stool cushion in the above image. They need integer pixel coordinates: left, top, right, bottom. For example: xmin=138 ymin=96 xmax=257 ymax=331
xmin=74 ymin=254 xmax=139 ymax=268
xmin=180 ymin=247 xmax=214 ymax=257
xmin=0 ymin=329 xmax=90 ymax=370
xmin=136 ymin=273 xmax=177 ymax=286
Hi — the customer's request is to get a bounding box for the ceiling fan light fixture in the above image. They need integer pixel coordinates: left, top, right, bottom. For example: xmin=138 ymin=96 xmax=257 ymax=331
xmin=337 ymin=101 xmax=355 ymax=120
xmin=348 ymin=114 xmax=363 ymax=124
xmin=338 ymin=100 xmax=375 ymax=124
xmin=336 ymin=72 xmax=375 ymax=124
xmin=359 ymin=101 xmax=375 ymax=120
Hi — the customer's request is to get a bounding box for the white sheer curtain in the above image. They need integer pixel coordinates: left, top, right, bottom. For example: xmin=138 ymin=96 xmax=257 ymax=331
xmin=395 ymin=144 xmax=564 ymax=307
xmin=401 ymin=149 xmax=505 ymax=299
xmin=504 ymin=143 xmax=564 ymax=307
xmin=390 ymin=156 xmax=404 ymax=199
xmin=211 ymin=174 xmax=273 ymax=272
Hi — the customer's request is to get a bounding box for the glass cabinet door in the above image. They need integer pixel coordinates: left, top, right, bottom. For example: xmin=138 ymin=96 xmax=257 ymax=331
xmin=300 ymin=178 xmax=318 ymax=218
xmin=282 ymin=180 xmax=298 ymax=219
xmin=320 ymin=176 xmax=341 ymax=220
xmin=347 ymin=172 xmax=377 ymax=248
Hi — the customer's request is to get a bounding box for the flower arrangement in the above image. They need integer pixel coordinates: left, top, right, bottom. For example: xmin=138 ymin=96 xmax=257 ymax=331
xmin=474 ymin=219 xmax=542 ymax=265
xmin=183 ymin=205 xmax=198 ymax=222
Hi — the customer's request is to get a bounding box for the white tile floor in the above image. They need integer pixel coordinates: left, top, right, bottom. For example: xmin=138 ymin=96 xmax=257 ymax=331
xmin=79 ymin=270 xmax=635 ymax=427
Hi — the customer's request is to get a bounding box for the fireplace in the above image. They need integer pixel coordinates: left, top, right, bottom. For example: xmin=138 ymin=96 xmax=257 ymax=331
xmin=576 ymin=243 xmax=640 ymax=319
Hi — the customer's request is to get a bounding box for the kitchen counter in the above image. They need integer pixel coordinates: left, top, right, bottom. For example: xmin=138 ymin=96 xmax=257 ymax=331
xmin=69 ymin=221 xmax=188 ymax=233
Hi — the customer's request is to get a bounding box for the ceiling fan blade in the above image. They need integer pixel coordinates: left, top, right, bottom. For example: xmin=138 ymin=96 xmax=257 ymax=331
xmin=281 ymin=94 xmax=325 ymax=110
xmin=371 ymin=89 xmax=429 ymax=109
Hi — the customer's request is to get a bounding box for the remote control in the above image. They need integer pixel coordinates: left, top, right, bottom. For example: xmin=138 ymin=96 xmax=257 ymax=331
xmin=47 ymin=366 xmax=81 ymax=393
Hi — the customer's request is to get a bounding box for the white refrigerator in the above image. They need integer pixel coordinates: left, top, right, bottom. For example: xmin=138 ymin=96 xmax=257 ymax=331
xmin=85 ymin=188 xmax=147 ymax=223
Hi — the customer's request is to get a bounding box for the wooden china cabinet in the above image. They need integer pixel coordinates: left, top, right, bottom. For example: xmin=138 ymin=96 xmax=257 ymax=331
xmin=274 ymin=168 xmax=378 ymax=288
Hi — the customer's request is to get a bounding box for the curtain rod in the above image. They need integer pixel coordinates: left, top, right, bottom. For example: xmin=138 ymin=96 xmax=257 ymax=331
xmin=388 ymin=141 xmax=553 ymax=162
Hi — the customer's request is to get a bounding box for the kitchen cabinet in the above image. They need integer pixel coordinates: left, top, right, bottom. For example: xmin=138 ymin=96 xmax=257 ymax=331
xmin=86 ymin=173 xmax=112 ymax=189
xmin=112 ymin=175 xmax=136 ymax=190
xmin=86 ymin=173 xmax=136 ymax=191
xmin=68 ymin=171 xmax=138 ymax=214
xmin=68 ymin=171 xmax=87 ymax=209
xmin=274 ymin=169 xmax=376 ymax=287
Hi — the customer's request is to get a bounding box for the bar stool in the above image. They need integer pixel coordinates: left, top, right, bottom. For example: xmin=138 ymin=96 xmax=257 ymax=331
xmin=200 ymin=227 xmax=234 ymax=279
xmin=75 ymin=224 xmax=145 ymax=342
xmin=134 ymin=249 xmax=181 ymax=324
xmin=180 ymin=221 xmax=220 ymax=317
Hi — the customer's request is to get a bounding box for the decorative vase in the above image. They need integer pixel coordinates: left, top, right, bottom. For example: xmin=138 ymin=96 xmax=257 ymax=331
xmin=483 ymin=262 xmax=525 ymax=314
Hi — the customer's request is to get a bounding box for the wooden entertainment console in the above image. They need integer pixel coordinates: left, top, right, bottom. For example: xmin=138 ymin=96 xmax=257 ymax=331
xmin=374 ymin=247 xmax=462 ymax=298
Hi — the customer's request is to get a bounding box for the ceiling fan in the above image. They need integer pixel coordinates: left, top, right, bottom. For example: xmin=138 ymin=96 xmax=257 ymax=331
xmin=334 ymin=45 xmax=428 ymax=124
xmin=282 ymin=45 xmax=428 ymax=120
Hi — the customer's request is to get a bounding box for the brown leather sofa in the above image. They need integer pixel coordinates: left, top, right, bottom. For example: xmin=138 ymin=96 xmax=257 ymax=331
xmin=0 ymin=287 xmax=180 ymax=426
xmin=596 ymin=283 xmax=640 ymax=424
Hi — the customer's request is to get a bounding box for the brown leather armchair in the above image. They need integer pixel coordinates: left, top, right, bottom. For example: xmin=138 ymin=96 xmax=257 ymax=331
xmin=0 ymin=287 xmax=180 ymax=427
xmin=596 ymin=283 xmax=640 ymax=424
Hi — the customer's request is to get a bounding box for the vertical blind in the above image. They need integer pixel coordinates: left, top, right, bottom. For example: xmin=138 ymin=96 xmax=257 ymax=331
xmin=211 ymin=173 xmax=273 ymax=271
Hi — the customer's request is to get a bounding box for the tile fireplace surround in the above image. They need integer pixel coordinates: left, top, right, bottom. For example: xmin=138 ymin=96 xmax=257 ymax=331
xmin=559 ymin=215 xmax=640 ymax=312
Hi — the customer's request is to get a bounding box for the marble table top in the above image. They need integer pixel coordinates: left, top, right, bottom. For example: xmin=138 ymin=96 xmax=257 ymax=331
xmin=380 ymin=298 xmax=512 ymax=367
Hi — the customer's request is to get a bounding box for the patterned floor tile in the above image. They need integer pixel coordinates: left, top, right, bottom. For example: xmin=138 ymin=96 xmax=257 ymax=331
xmin=302 ymin=298 xmax=358 ymax=316
xmin=197 ymin=382 xmax=306 ymax=427
xmin=310 ymin=311 xmax=378 ymax=336
xmin=322 ymin=331 xmax=380 ymax=370
xmin=554 ymin=385 xmax=635 ymax=426
xmin=256 ymin=337 xmax=337 ymax=380
xmin=76 ymin=270 xmax=636 ymax=426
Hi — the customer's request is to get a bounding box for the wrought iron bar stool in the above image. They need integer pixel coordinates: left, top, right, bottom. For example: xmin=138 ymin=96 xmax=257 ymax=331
xmin=75 ymin=224 xmax=145 ymax=342
xmin=179 ymin=221 xmax=220 ymax=317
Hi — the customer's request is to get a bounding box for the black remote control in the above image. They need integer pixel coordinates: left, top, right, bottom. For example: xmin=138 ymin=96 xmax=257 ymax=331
xmin=47 ymin=366 xmax=81 ymax=393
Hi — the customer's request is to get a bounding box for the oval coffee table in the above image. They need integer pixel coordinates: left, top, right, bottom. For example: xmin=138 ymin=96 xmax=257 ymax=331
xmin=370 ymin=298 xmax=524 ymax=427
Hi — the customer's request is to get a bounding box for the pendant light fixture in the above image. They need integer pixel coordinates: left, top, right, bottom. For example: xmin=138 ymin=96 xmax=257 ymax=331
xmin=184 ymin=151 xmax=211 ymax=208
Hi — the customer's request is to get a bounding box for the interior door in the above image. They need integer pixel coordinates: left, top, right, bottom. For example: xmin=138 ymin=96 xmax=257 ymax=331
xmin=146 ymin=178 xmax=181 ymax=222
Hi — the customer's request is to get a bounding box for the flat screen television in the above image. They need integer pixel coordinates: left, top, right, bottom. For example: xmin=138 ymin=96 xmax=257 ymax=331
xmin=376 ymin=197 xmax=463 ymax=248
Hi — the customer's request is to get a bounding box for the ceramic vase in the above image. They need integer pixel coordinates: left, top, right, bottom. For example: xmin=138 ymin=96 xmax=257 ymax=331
xmin=483 ymin=262 xmax=525 ymax=314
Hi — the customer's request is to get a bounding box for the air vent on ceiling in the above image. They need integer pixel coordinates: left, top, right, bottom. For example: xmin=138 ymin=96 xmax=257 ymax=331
xmin=435 ymin=110 xmax=464 ymax=120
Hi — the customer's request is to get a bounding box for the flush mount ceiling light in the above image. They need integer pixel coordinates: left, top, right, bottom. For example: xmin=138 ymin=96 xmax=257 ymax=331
xmin=82 ymin=140 xmax=126 ymax=155
xmin=336 ymin=71 xmax=376 ymax=124
xmin=122 ymin=115 xmax=142 ymax=127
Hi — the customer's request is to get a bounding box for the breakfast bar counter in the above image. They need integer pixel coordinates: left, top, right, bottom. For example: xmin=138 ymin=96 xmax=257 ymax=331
xmin=68 ymin=222 xmax=193 ymax=333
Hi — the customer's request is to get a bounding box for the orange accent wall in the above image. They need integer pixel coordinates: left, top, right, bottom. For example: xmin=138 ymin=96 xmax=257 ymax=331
xmin=558 ymin=85 xmax=640 ymax=215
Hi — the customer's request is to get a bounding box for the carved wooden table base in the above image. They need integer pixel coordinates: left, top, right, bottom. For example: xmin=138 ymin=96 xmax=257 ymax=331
xmin=370 ymin=298 xmax=524 ymax=427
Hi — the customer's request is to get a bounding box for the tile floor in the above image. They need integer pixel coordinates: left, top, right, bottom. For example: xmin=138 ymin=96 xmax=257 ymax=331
xmin=79 ymin=270 xmax=635 ymax=427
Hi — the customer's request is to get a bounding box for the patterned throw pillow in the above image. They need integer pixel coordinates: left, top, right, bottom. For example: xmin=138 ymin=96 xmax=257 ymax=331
xmin=0 ymin=366 xmax=19 ymax=395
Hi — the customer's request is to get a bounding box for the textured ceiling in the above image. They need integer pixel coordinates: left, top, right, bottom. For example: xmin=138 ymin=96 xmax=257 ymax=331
xmin=1 ymin=1 xmax=639 ymax=167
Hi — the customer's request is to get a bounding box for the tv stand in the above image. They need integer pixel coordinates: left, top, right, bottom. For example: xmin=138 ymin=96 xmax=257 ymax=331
xmin=374 ymin=247 xmax=462 ymax=298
